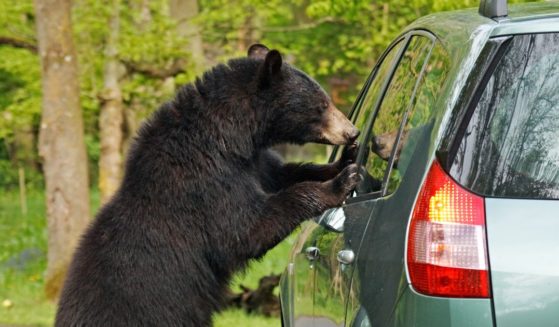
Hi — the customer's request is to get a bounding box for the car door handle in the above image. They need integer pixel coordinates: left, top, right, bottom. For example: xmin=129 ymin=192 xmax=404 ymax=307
xmin=304 ymin=246 xmax=320 ymax=261
xmin=337 ymin=249 xmax=355 ymax=265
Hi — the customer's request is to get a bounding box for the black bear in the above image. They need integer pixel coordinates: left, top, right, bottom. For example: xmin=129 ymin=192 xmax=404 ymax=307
xmin=55 ymin=44 xmax=360 ymax=326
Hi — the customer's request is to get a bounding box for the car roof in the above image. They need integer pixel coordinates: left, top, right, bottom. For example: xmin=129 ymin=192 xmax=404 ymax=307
xmin=405 ymin=2 xmax=559 ymax=53
xmin=493 ymin=2 xmax=559 ymax=37
xmin=507 ymin=2 xmax=559 ymax=21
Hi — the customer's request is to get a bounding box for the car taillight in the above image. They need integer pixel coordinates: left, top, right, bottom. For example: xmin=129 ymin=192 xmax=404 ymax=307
xmin=407 ymin=160 xmax=490 ymax=298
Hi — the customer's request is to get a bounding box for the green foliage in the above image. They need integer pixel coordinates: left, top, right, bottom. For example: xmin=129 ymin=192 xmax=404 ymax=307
xmin=0 ymin=46 xmax=41 ymax=189
xmin=197 ymin=0 xmax=396 ymax=102
xmin=0 ymin=48 xmax=41 ymax=141
xmin=0 ymin=0 xmax=199 ymax=188
xmin=199 ymin=0 xmax=538 ymax=111
xmin=0 ymin=0 xmax=35 ymax=40
xmin=119 ymin=2 xmax=186 ymax=65
xmin=214 ymin=309 xmax=280 ymax=327
xmin=0 ymin=190 xmax=51 ymax=326
xmin=0 ymin=1 xmax=41 ymax=187
xmin=0 ymin=160 xmax=19 ymax=190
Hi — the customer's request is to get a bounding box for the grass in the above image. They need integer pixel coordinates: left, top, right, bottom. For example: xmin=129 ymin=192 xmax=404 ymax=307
xmin=0 ymin=188 xmax=292 ymax=326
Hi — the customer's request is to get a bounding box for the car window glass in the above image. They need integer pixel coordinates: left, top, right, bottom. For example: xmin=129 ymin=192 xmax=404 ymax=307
xmin=386 ymin=43 xmax=450 ymax=193
xmin=450 ymin=33 xmax=559 ymax=199
xmin=357 ymin=35 xmax=433 ymax=195
xmin=332 ymin=40 xmax=404 ymax=166
xmin=353 ymin=41 xmax=405 ymax=146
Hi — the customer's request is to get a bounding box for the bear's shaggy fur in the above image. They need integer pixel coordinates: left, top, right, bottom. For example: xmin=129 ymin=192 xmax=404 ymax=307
xmin=55 ymin=45 xmax=359 ymax=326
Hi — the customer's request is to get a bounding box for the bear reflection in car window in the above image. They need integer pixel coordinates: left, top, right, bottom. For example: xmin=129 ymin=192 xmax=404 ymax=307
xmin=385 ymin=43 xmax=449 ymax=194
xmin=358 ymin=36 xmax=439 ymax=195
xmin=356 ymin=40 xmax=448 ymax=196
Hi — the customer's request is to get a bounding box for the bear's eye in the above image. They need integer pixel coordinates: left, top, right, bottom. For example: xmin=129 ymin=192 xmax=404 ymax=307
xmin=321 ymin=101 xmax=329 ymax=110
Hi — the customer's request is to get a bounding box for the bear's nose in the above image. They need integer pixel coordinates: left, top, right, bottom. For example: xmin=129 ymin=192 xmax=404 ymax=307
xmin=346 ymin=128 xmax=360 ymax=143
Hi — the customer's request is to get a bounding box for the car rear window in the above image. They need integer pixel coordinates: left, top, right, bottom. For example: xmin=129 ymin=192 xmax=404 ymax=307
xmin=450 ymin=33 xmax=559 ymax=199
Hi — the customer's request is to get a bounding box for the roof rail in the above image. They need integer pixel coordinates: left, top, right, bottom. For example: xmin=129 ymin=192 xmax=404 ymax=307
xmin=479 ymin=0 xmax=508 ymax=19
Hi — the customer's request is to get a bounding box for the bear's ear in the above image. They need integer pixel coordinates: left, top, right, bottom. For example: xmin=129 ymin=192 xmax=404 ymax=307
xmin=260 ymin=50 xmax=282 ymax=86
xmin=248 ymin=44 xmax=269 ymax=59
xmin=263 ymin=50 xmax=282 ymax=76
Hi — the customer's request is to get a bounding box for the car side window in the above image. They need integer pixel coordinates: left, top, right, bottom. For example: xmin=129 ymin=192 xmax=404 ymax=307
xmin=357 ymin=35 xmax=434 ymax=196
xmin=385 ymin=43 xmax=450 ymax=193
xmin=351 ymin=40 xmax=405 ymax=149
xmin=331 ymin=40 xmax=404 ymax=173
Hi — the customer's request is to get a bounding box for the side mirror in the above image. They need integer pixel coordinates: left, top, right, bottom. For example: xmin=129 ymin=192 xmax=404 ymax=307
xmin=316 ymin=207 xmax=346 ymax=233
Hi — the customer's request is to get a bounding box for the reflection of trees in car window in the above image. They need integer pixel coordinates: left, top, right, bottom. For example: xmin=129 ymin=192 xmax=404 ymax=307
xmin=451 ymin=33 xmax=559 ymax=199
xmin=386 ymin=43 xmax=450 ymax=193
xmin=354 ymin=41 xmax=405 ymax=141
xmin=332 ymin=40 xmax=404 ymax=184
xmin=313 ymin=231 xmax=348 ymax=322
xmin=358 ymin=36 xmax=434 ymax=195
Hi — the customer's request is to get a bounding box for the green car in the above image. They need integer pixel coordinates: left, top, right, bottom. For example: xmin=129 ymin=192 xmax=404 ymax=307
xmin=279 ymin=1 xmax=559 ymax=326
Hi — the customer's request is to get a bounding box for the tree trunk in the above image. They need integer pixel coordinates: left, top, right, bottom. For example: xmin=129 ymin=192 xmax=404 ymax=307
xmin=169 ymin=0 xmax=205 ymax=73
xmin=236 ymin=6 xmax=262 ymax=54
xmin=99 ymin=0 xmax=123 ymax=203
xmin=34 ymin=0 xmax=90 ymax=300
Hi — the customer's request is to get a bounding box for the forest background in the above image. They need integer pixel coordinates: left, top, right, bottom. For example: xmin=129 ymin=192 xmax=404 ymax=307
xmin=0 ymin=0 xmax=538 ymax=325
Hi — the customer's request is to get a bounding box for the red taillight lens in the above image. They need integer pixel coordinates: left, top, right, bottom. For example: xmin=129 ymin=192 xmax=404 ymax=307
xmin=407 ymin=160 xmax=490 ymax=298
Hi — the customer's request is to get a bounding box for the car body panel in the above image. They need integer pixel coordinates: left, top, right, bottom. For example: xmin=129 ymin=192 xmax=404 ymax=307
xmin=391 ymin=287 xmax=493 ymax=327
xmin=312 ymin=200 xmax=378 ymax=326
xmin=349 ymin=117 xmax=439 ymax=326
xmin=485 ymin=199 xmax=559 ymax=327
xmin=279 ymin=262 xmax=293 ymax=325
xmin=344 ymin=32 xmax=452 ymax=326
xmin=491 ymin=16 xmax=559 ymax=36
xmin=285 ymin=221 xmax=318 ymax=327
xmin=279 ymin=200 xmax=379 ymax=327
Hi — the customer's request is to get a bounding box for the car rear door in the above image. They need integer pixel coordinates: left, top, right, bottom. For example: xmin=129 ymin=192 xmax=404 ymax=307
xmin=311 ymin=31 xmax=445 ymax=327
xmin=345 ymin=34 xmax=452 ymax=327
xmin=448 ymin=32 xmax=559 ymax=327
xmin=308 ymin=35 xmax=408 ymax=327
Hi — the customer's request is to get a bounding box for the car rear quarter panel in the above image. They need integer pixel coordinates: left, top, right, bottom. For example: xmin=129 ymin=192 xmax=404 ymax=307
xmin=485 ymin=198 xmax=559 ymax=327
xmin=392 ymin=287 xmax=493 ymax=327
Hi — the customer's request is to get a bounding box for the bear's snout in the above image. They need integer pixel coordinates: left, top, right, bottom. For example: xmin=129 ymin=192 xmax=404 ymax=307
xmin=321 ymin=104 xmax=359 ymax=145
xmin=346 ymin=127 xmax=360 ymax=143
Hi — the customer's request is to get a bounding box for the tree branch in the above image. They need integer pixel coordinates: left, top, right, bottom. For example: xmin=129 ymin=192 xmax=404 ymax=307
xmin=196 ymin=16 xmax=341 ymax=38
xmin=0 ymin=36 xmax=38 ymax=53
xmin=121 ymin=58 xmax=187 ymax=78
xmin=261 ymin=17 xmax=340 ymax=32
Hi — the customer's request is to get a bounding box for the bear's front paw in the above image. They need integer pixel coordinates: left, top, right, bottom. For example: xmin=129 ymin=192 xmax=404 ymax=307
xmin=336 ymin=142 xmax=359 ymax=171
xmin=324 ymin=163 xmax=361 ymax=207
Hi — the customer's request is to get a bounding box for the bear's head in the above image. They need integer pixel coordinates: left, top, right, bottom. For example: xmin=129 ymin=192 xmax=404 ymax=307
xmin=248 ymin=44 xmax=359 ymax=146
